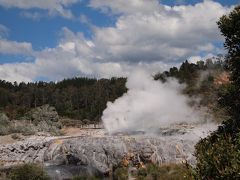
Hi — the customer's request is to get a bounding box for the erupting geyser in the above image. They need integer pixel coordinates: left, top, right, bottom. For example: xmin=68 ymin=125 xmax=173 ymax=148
xmin=102 ymin=70 xmax=207 ymax=135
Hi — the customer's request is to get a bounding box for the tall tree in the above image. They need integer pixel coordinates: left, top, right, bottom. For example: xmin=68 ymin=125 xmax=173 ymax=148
xmin=194 ymin=6 xmax=240 ymax=179
xmin=217 ymin=5 xmax=240 ymax=131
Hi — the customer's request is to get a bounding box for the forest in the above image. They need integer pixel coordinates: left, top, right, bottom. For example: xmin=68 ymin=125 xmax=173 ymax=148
xmin=0 ymin=77 xmax=127 ymax=121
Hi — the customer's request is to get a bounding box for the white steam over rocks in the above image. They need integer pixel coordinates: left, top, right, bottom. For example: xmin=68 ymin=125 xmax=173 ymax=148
xmin=102 ymin=70 xmax=213 ymax=134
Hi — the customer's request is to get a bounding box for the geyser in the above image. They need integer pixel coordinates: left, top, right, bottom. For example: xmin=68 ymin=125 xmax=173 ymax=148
xmin=102 ymin=70 xmax=207 ymax=134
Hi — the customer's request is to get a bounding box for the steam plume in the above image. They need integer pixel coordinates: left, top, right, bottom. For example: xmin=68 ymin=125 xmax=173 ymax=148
xmin=102 ymin=70 xmax=207 ymax=134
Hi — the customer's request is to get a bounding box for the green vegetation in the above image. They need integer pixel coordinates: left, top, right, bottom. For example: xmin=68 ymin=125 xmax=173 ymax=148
xmin=113 ymin=166 xmax=129 ymax=179
xmin=113 ymin=163 xmax=193 ymax=180
xmin=0 ymin=105 xmax=62 ymax=136
xmin=0 ymin=112 xmax=34 ymax=136
xmin=193 ymin=5 xmax=240 ymax=179
xmin=0 ymin=113 xmax=10 ymax=135
xmin=9 ymin=164 xmax=50 ymax=180
xmin=217 ymin=5 xmax=240 ymax=131
xmin=194 ymin=132 xmax=240 ymax=179
xmin=1 ymin=163 xmax=193 ymax=180
xmin=0 ymin=77 xmax=127 ymax=123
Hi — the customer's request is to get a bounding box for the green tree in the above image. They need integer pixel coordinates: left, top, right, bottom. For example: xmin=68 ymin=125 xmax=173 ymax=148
xmin=217 ymin=5 xmax=240 ymax=131
xmin=194 ymin=5 xmax=240 ymax=179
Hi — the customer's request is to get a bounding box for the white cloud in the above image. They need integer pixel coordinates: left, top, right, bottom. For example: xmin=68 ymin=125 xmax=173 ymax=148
xmin=0 ymin=27 xmax=169 ymax=82
xmin=0 ymin=63 xmax=36 ymax=82
xmin=92 ymin=0 xmax=229 ymax=63
xmin=0 ymin=0 xmax=80 ymax=19
xmin=0 ymin=39 xmax=33 ymax=55
xmin=0 ymin=0 xmax=234 ymax=82
xmin=20 ymin=11 xmax=46 ymax=20
xmin=89 ymin=0 xmax=160 ymax=15
xmin=0 ymin=24 xmax=9 ymax=38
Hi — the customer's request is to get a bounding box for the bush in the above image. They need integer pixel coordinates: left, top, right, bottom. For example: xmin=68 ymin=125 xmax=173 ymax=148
xmin=113 ymin=166 xmax=129 ymax=180
xmin=113 ymin=163 xmax=193 ymax=180
xmin=10 ymin=164 xmax=50 ymax=180
xmin=0 ymin=113 xmax=10 ymax=135
xmin=9 ymin=123 xmax=35 ymax=136
xmin=193 ymin=130 xmax=240 ymax=179
xmin=0 ymin=126 xmax=9 ymax=136
xmin=135 ymin=163 xmax=193 ymax=180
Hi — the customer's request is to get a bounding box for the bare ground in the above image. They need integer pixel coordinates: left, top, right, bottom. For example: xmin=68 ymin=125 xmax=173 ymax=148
xmin=0 ymin=135 xmax=18 ymax=145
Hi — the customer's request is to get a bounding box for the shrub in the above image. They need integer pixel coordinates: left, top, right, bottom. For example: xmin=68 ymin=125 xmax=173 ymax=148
xmin=0 ymin=126 xmax=9 ymax=136
xmin=193 ymin=131 xmax=240 ymax=179
xmin=9 ymin=124 xmax=35 ymax=136
xmin=113 ymin=166 xmax=129 ymax=180
xmin=135 ymin=163 xmax=193 ymax=180
xmin=10 ymin=164 xmax=50 ymax=180
xmin=113 ymin=163 xmax=192 ymax=180
xmin=0 ymin=113 xmax=10 ymax=135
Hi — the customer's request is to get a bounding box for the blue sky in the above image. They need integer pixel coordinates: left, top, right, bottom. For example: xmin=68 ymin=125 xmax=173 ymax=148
xmin=0 ymin=0 xmax=239 ymax=82
xmin=0 ymin=1 xmax=115 ymax=52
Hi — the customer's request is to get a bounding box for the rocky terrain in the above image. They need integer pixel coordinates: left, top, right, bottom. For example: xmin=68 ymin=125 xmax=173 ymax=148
xmin=0 ymin=104 xmax=217 ymax=179
xmin=0 ymin=124 xmax=216 ymax=179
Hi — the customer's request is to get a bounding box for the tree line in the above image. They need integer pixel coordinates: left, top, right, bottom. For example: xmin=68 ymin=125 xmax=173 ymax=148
xmin=0 ymin=77 xmax=127 ymax=121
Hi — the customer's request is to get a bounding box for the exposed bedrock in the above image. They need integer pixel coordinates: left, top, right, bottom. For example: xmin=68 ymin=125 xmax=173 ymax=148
xmin=0 ymin=133 xmax=197 ymax=178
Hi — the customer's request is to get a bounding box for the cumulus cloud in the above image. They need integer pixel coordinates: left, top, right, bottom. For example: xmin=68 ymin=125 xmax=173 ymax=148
xmin=0 ymin=39 xmax=33 ymax=55
xmin=92 ymin=0 xmax=229 ymax=63
xmin=0 ymin=27 xmax=169 ymax=82
xmin=0 ymin=0 xmax=80 ymax=19
xmin=0 ymin=0 xmax=234 ymax=82
xmin=0 ymin=63 xmax=36 ymax=82
xmin=89 ymin=0 xmax=160 ymax=15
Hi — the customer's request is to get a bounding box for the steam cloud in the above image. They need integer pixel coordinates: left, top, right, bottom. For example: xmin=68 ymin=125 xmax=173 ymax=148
xmin=102 ymin=70 xmax=208 ymax=134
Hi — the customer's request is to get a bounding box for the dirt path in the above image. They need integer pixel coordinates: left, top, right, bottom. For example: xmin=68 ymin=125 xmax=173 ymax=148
xmin=0 ymin=135 xmax=19 ymax=145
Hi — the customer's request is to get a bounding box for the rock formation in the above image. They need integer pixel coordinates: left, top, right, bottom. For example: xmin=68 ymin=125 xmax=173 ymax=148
xmin=0 ymin=132 xmax=197 ymax=179
xmin=0 ymin=123 xmax=216 ymax=179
